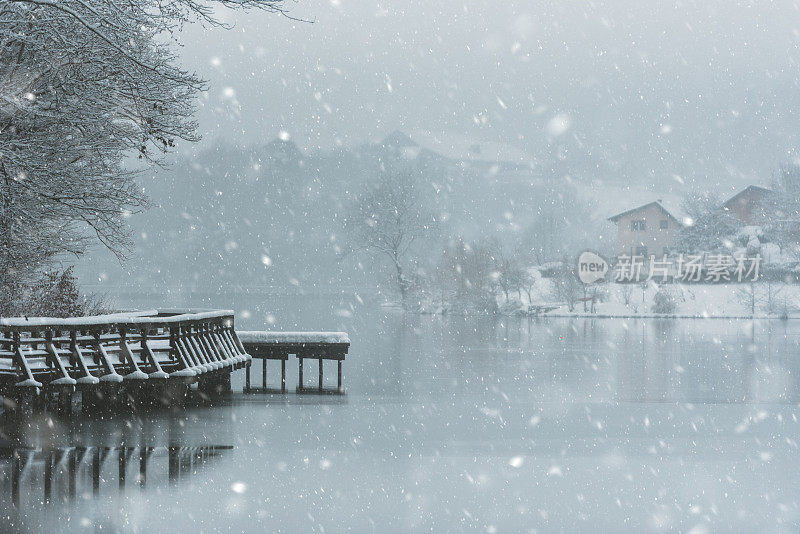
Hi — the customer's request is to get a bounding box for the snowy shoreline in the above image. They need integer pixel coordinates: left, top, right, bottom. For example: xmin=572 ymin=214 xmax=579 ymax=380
xmin=408 ymin=281 xmax=800 ymax=319
xmin=417 ymin=309 xmax=799 ymax=320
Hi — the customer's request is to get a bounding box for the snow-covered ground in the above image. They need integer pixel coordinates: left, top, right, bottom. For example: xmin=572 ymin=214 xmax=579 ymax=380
xmin=499 ymin=280 xmax=800 ymax=319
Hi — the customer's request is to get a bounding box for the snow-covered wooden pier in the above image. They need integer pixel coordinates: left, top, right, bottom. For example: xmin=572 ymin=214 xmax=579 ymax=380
xmin=238 ymin=331 xmax=350 ymax=393
xmin=0 ymin=309 xmax=250 ymax=413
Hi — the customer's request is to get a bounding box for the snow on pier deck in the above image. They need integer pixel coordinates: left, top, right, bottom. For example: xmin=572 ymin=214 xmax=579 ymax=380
xmin=0 ymin=309 xmax=251 ymax=413
xmin=238 ymin=330 xmax=350 ymax=393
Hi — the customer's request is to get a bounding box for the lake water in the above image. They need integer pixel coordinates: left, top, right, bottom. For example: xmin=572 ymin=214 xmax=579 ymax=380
xmin=3 ymin=295 xmax=800 ymax=533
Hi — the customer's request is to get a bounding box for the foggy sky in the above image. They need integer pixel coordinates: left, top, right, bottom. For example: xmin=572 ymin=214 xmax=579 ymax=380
xmin=179 ymin=0 xmax=800 ymax=193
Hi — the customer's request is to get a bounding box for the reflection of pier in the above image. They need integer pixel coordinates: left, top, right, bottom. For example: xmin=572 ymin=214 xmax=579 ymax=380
xmin=0 ymin=445 xmax=232 ymax=507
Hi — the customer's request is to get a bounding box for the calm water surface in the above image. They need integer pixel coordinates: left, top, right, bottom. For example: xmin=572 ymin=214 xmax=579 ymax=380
xmin=2 ymin=295 xmax=800 ymax=533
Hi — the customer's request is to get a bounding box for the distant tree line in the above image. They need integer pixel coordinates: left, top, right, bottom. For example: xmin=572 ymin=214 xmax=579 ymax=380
xmin=343 ymin=167 xmax=600 ymax=311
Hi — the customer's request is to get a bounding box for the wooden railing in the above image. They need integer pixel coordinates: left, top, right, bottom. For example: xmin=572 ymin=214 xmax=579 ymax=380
xmin=0 ymin=309 xmax=250 ymax=402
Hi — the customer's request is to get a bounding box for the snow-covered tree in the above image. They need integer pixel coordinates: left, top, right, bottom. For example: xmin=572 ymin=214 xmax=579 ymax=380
xmin=551 ymin=259 xmax=582 ymax=312
xmin=768 ymin=163 xmax=800 ymax=248
xmin=676 ymin=192 xmax=741 ymax=253
xmin=0 ymin=0 xmax=287 ymax=310
xmin=651 ymin=285 xmax=677 ymax=315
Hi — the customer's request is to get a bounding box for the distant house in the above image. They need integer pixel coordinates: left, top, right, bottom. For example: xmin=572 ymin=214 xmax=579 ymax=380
xmin=608 ymin=200 xmax=685 ymax=257
xmin=721 ymin=185 xmax=772 ymax=225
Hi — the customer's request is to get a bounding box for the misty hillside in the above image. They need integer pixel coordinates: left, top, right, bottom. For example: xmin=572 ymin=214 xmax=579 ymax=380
xmin=75 ymin=132 xmax=610 ymax=294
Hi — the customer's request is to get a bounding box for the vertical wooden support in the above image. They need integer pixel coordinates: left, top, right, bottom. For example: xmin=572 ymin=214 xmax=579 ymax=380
xmin=298 ymin=358 xmax=304 ymax=390
xmin=262 ymin=358 xmax=267 ymax=389
xmin=281 ymin=359 xmax=286 ymax=393
xmin=118 ymin=447 xmax=127 ymax=490
xmin=338 ymin=360 xmax=342 ymax=391
xmin=168 ymin=446 xmax=179 ymax=483
xmin=139 ymin=447 xmax=148 ymax=487
xmin=245 ymin=363 xmax=251 ymax=392
xmin=58 ymin=388 xmax=72 ymax=415
xmin=319 ymin=359 xmax=323 ymax=390
xmin=219 ymin=371 xmax=232 ymax=394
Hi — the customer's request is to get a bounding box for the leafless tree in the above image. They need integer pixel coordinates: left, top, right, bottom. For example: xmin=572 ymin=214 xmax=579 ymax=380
xmin=488 ymin=239 xmax=526 ymax=302
xmin=344 ymin=169 xmax=437 ymax=304
xmin=620 ymin=283 xmax=634 ymax=306
xmin=429 ymin=238 xmax=498 ymax=312
xmin=0 ymin=0 xmax=288 ymax=310
xmin=520 ymin=268 xmax=541 ymax=304
xmin=523 ymin=180 xmax=595 ymax=264
xmin=551 ymin=259 xmax=582 ymax=312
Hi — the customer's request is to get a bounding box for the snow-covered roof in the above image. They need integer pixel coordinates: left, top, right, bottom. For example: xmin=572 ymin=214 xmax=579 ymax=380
xmin=722 ymin=185 xmax=772 ymax=207
xmin=607 ymin=199 xmax=687 ymax=226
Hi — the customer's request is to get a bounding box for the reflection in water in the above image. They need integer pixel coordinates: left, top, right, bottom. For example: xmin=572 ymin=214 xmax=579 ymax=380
xmin=416 ymin=316 xmax=800 ymax=405
xmin=0 ymin=445 xmax=232 ymax=508
xmin=4 ymin=297 xmax=800 ymax=532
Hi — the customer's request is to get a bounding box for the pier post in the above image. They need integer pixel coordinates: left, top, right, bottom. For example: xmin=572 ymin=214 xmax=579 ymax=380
xmin=119 ymin=448 xmax=127 ymax=490
xmin=168 ymin=446 xmax=179 ymax=483
xmin=139 ymin=447 xmax=148 ymax=487
xmin=281 ymin=360 xmax=286 ymax=393
xmin=245 ymin=363 xmax=251 ymax=392
xmin=299 ymin=358 xmax=304 ymax=390
xmin=58 ymin=387 xmax=73 ymax=415
xmin=32 ymin=389 xmax=47 ymax=413
xmin=338 ymin=360 xmax=342 ymax=391
xmin=220 ymin=371 xmax=232 ymax=394
xmin=262 ymin=358 xmax=267 ymax=389
xmin=319 ymin=359 xmax=323 ymax=390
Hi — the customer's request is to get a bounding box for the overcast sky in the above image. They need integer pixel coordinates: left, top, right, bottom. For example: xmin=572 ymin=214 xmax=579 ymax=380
xmin=177 ymin=0 xmax=800 ymax=193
